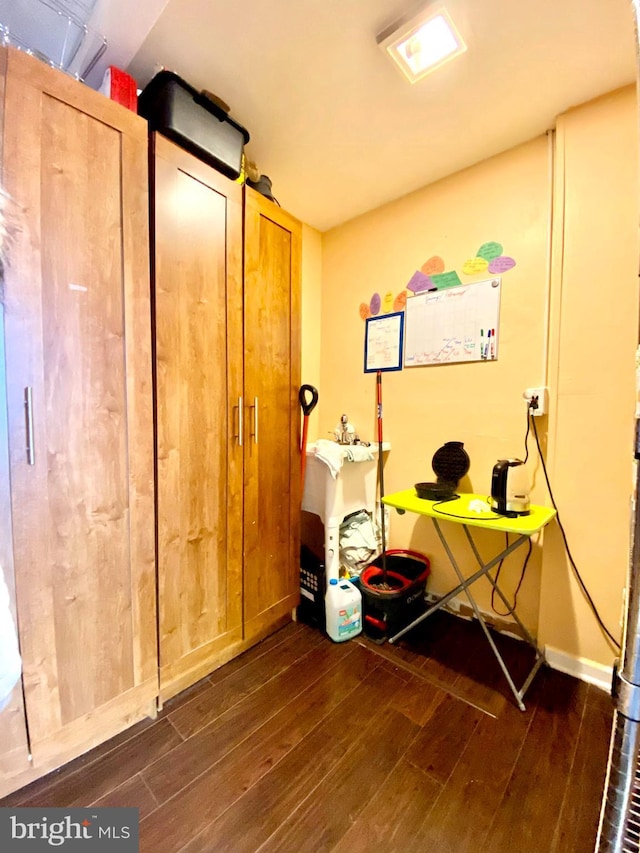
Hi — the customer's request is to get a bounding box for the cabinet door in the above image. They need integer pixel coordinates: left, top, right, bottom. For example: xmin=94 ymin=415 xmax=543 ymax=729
xmin=243 ymin=188 xmax=301 ymax=641
xmin=2 ymin=48 xmax=157 ymax=774
xmin=152 ymin=135 xmax=244 ymax=701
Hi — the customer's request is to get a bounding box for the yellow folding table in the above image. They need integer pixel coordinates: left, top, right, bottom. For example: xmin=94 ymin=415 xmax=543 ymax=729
xmin=381 ymin=490 xmax=557 ymax=711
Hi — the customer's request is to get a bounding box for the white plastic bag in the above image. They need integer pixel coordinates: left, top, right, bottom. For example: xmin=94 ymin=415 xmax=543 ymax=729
xmin=0 ymin=565 xmax=22 ymax=712
xmin=339 ymin=504 xmax=390 ymax=576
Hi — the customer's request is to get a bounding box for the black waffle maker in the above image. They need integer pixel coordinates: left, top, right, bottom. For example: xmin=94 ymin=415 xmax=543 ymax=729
xmin=415 ymin=441 xmax=470 ymax=500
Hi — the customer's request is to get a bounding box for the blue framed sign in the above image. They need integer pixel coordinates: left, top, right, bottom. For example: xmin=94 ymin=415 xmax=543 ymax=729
xmin=364 ymin=311 xmax=404 ymax=373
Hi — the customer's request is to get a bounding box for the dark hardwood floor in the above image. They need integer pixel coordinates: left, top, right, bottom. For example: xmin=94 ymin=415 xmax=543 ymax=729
xmin=0 ymin=612 xmax=613 ymax=852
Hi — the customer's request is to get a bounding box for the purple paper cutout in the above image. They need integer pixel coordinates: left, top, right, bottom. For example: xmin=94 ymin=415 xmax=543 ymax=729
xmin=370 ymin=292 xmax=381 ymax=315
xmin=406 ymin=270 xmax=435 ymax=293
xmin=488 ymin=256 xmax=516 ymax=274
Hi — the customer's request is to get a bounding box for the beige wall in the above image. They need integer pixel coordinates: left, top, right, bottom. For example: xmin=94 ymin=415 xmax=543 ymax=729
xmin=540 ymin=87 xmax=638 ymax=664
xmin=312 ymin=85 xmax=638 ymax=664
xmin=300 ymin=223 xmax=323 ymax=442
xmin=320 ymin=136 xmax=552 ymax=635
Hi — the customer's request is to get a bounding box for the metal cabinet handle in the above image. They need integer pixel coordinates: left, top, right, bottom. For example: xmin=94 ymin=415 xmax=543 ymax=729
xmin=252 ymin=396 xmax=259 ymax=445
xmin=235 ymin=396 xmax=243 ymax=446
xmin=24 ymin=386 xmax=35 ymax=465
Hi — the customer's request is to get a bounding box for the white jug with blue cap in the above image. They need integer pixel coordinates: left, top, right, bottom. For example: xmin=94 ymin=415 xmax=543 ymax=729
xmin=325 ymin=578 xmax=362 ymax=642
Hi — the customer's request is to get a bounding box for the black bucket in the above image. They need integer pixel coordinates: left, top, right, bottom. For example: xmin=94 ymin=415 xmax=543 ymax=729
xmin=360 ymin=549 xmax=430 ymax=641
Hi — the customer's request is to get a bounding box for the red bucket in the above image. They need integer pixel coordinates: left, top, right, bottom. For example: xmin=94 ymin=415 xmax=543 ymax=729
xmin=361 ymin=549 xmax=430 ymax=640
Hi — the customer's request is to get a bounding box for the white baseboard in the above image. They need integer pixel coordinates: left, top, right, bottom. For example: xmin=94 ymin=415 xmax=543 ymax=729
xmin=425 ymin=593 xmax=613 ymax=693
xmin=426 ymin=593 xmax=613 ymax=693
xmin=544 ymin=645 xmax=613 ymax=693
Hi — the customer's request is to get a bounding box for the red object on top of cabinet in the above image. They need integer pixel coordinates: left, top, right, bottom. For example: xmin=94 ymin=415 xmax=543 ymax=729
xmin=100 ymin=65 xmax=138 ymax=112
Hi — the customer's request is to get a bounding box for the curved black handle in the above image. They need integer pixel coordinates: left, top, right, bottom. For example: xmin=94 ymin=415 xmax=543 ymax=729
xmin=298 ymin=384 xmax=319 ymax=417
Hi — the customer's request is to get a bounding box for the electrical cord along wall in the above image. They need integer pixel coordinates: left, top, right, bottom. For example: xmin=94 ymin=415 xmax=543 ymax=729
xmin=527 ymin=397 xmax=621 ymax=651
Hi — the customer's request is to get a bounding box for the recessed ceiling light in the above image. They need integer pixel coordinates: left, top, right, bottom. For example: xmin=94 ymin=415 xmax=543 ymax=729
xmin=377 ymin=6 xmax=466 ymax=84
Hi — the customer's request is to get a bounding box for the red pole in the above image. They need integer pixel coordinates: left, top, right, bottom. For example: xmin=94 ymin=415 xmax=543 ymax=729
xmin=300 ymin=415 xmax=309 ymax=485
xmin=377 ymin=371 xmax=388 ymax=584
xmin=299 ymin=385 xmax=319 ymax=493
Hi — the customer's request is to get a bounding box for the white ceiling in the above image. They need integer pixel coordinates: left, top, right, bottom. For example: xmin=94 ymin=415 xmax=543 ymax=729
xmin=96 ymin=0 xmax=637 ymax=231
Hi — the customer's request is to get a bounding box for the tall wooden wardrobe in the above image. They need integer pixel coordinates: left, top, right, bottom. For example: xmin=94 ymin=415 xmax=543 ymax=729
xmin=151 ymin=134 xmax=301 ymax=701
xmin=243 ymin=188 xmax=302 ymax=641
xmin=0 ymin=46 xmax=157 ymax=795
xmin=0 ymin=44 xmax=303 ymax=796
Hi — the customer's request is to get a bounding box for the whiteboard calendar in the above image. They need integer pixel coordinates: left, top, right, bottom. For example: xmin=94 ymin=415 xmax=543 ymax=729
xmin=404 ymin=278 xmax=501 ymax=367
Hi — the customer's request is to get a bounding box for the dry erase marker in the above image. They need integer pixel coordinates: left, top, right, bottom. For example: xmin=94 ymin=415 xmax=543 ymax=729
xmin=480 ymin=329 xmax=484 ymax=359
xmin=490 ymin=328 xmax=495 ymax=359
xmin=484 ymin=329 xmax=491 ymax=359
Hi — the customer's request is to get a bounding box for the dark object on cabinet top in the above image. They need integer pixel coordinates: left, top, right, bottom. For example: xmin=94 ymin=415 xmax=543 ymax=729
xmin=138 ymin=70 xmax=250 ymax=180
xmin=246 ymin=174 xmax=276 ymax=202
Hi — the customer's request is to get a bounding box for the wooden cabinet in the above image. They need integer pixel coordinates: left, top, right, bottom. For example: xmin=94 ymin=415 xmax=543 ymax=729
xmin=151 ymin=143 xmax=301 ymax=699
xmin=1 ymin=47 xmax=157 ymax=792
xmin=0 ymin=45 xmax=302 ymax=794
xmin=152 ymin=134 xmax=244 ymax=700
xmin=243 ymin=188 xmax=302 ymax=641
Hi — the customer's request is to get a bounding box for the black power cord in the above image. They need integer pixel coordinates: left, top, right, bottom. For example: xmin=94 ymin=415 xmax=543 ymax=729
xmin=488 ymin=406 xmax=533 ymax=617
xmin=523 ymin=399 xmax=531 ymax=463
xmin=528 ymin=403 xmax=621 ymax=651
xmin=489 ymin=398 xmax=534 ymax=615
xmin=491 ymin=533 xmax=533 ymax=616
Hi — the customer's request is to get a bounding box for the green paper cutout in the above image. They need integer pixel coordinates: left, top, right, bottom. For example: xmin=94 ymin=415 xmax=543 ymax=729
xmin=477 ymin=241 xmax=503 ymax=262
xmin=431 ymin=270 xmax=462 ymax=289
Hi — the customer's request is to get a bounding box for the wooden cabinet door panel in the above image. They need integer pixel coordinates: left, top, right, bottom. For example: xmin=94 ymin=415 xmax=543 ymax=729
xmin=243 ymin=189 xmax=301 ymax=639
xmin=153 ymin=135 xmax=243 ymax=699
xmin=42 ymin=99 xmax=131 ymax=720
xmin=2 ymin=48 xmax=156 ymax=760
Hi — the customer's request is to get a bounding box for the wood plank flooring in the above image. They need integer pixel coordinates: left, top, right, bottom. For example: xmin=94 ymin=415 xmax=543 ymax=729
xmin=0 ymin=612 xmax=613 ymax=852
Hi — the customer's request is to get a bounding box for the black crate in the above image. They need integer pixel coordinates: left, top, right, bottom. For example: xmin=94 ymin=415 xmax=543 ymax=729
xmin=138 ymin=71 xmax=250 ymax=180
xmin=298 ymin=545 xmax=325 ymax=629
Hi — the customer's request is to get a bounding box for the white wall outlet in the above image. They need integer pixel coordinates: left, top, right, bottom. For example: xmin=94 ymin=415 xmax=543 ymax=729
xmin=523 ymin=386 xmax=548 ymax=417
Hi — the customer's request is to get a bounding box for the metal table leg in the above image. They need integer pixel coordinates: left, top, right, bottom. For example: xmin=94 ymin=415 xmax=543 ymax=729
xmin=389 ymin=532 xmax=528 ymax=642
xmin=461 ymin=525 xmax=545 ymax=708
xmin=462 ymin=526 xmax=540 ymax=648
xmin=388 ymin=519 xmax=545 ymax=711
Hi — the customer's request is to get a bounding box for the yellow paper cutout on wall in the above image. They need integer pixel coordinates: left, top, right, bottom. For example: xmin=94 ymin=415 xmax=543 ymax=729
xmin=359 ymin=302 xmax=371 ymax=321
xmin=382 ymin=292 xmax=394 ymax=313
xmin=421 ymin=256 xmax=445 ymax=275
xmin=393 ymin=291 xmax=407 ymax=312
xmin=462 ymin=257 xmax=489 ymax=275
